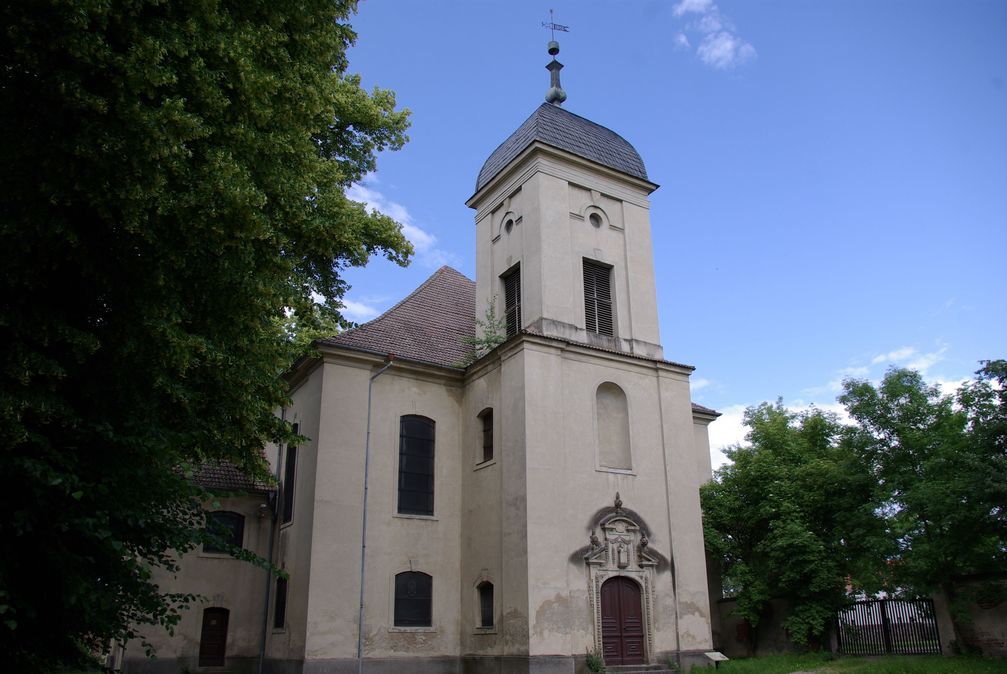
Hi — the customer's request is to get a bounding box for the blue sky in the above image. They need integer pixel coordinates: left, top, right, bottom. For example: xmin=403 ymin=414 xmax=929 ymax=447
xmin=338 ymin=0 xmax=1007 ymax=466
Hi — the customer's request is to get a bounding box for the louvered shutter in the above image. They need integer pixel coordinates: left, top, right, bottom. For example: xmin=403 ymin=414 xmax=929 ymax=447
xmin=503 ymin=266 xmax=521 ymax=337
xmin=583 ymin=260 xmax=614 ymax=336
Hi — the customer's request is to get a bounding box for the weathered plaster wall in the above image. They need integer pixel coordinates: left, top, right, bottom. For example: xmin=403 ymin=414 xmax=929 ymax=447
xmin=124 ymin=493 xmax=271 ymax=673
xmin=300 ymin=358 xmax=465 ymax=667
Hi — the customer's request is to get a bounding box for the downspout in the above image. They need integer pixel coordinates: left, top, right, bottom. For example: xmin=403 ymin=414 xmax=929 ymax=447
xmin=358 ymin=355 xmax=396 ymax=674
xmin=258 ymin=408 xmax=285 ymax=674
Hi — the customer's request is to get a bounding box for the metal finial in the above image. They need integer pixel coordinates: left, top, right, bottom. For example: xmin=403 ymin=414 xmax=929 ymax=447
xmin=542 ymin=10 xmax=569 ymax=105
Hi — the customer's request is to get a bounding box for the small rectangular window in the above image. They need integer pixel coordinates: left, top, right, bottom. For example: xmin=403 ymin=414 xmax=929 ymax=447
xmin=502 ymin=265 xmax=521 ymax=337
xmin=273 ymin=576 xmax=288 ymax=629
xmin=583 ymin=259 xmax=614 ymax=336
xmin=479 ymin=409 xmax=493 ymax=463
xmin=281 ymin=426 xmax=298 ymax=525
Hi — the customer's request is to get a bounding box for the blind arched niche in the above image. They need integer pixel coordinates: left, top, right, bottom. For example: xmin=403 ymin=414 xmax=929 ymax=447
xmin=596 ymin=382 xmax=631 ymax=470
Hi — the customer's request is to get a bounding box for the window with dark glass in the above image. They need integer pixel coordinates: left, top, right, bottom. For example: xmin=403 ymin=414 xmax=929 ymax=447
xmin=583 ymin=259 xmax=614 ymax=336
xmin=273 ymin=576 xmax=288 ymax=629
xmin=478 ymin=408 xmax=493 ymax=463
xmin=394 ymin=571 xmax=432 ymax=627
xmin=204 ymin=511 xmax=245 ymax=554
xmin=478 ymin=581 xmax=494 ymax=628
xmin=502 ymin=265 xmax=521 ymax=337
xmin=281 ymin=423 xmax=298 ymax=525
xmin=397 ymin=416 xmax=435 ymax=516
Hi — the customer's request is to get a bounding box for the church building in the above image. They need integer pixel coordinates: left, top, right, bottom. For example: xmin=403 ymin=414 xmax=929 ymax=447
xmin=126 ymin=41 xmax=720 ymax=674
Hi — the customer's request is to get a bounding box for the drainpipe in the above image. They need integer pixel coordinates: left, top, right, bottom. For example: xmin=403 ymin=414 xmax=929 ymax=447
xmin=258 ymin=408 xmax=286 ymax=674
xmin=357 ymin=355 xmax=395 ymax=674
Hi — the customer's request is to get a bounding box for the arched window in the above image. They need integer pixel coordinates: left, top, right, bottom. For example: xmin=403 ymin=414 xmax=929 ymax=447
xmin=198 ymin=607 xmax=229 ymax=667
xmin=394 ymin=571 xmax=432 ymax=627
xmin=203 ymin=511 xmax=245 ymax=553
xmin=477 ymin=581 xmax=494 ymax=628
xmin=478 ymin=408 xmax=493 ymax=463
xmin=597 ymin=383 xmax=631 ymax=470
xmin=398 ymin=416 xmax=435 ymax=516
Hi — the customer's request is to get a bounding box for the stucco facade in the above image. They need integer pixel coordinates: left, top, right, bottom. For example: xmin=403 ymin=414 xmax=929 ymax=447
xmin=124 ymin=86 xmax=719 ymax=674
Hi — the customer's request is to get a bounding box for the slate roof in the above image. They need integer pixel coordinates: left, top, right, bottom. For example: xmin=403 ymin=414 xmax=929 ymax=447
xmin=192 ymin=460 xmax=273 ymax=494
xmin=321 ymin=266 xmax=476 ymax=369
xmin=691 ymin=402 xmax=721 ymax=417
xmin=475 ymin=103 xmax=649 ymax=192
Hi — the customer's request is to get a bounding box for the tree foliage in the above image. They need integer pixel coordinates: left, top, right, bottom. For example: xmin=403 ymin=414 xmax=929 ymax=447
xmin=0 ymin=0 xmax=410 ymax=670
xmin=701 ymin=402 xmax=886 ymax=646
xmin=703 ymin=361 xmax=1006 ymax=649
xmin=840 ymin=362 xmax=1007 ymax=644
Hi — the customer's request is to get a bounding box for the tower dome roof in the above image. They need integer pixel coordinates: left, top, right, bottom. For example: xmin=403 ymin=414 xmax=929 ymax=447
xmin=475 ymin=103 xmax=649 ymax=193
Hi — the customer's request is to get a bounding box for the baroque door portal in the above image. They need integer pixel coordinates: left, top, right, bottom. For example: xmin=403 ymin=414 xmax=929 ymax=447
xmin=600 ymin=576 xmax=645 ymax=665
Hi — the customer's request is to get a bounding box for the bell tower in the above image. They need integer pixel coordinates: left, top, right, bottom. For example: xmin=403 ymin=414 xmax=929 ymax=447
xmin=466 ymin=41 xmax=664 ymax=360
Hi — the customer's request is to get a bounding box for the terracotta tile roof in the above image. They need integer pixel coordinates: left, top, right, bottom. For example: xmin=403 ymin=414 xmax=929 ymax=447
xmin=192 ymin=460 xmax=273 ymax=494
xmin=321 ymin=266 xmax=476 ymax=369
xmin=476 ymin=103 xmax=650 ymax=192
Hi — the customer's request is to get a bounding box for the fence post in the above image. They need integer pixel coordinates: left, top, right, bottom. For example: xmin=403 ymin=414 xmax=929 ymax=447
xmin=880 ymin=599 xmax=893 ymax=654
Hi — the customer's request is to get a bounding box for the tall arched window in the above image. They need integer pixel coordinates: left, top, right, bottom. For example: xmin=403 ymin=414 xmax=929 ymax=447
xmin=597 ymin=383 xmax=631 ymax=470
xmin=398 ymin=415 xmax=435 ymax=516
xmin=394 ymin=571 xmax=432 ymax=627
xmin=477 ymin=581 xmax=494 ymax=628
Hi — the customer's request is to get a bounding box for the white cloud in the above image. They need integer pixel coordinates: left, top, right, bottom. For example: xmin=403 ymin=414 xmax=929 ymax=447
xmin=691 ymin=377 xmax=711 ymax=391
xmin=708 ymin=404 xmax=747 ymax=470
xmin=346 ymin=180 xmax=457 ymax=267
xmin=673 ymin=1 xmax=756 ymax=71
xmin=871 ymin=346 xmax=916 ymax=365
xmin=868 ymin=345 xmax=947 ymax=374
xmin=697 ymin=31 xmax=757 ymax=70
xmin=340 ymin=299 xmax=380 ymax=322
xmin=673 ymin=0 xmax=714 ymax=17
xmin=907 ymin=346 xmax=948 ymax=374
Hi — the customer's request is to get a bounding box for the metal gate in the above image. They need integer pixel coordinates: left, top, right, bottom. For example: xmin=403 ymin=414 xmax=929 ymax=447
xmin=836 ymin=598 xmax=941 ymax=656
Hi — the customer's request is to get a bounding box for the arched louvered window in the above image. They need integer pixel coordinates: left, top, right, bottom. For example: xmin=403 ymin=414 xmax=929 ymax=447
xmin=583 ymin=259 xmax=614 ymax=336
xmin=394 ymin=571 xmax=433 ymax=627
xmin=502 ymin=264 xmax=521 ymax=337
xmin=398 ymin=415 xmax=435 ymax=516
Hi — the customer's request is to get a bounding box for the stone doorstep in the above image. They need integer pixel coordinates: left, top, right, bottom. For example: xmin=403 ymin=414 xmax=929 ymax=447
xmin=604 ymin=665 xmax=677 ymax=674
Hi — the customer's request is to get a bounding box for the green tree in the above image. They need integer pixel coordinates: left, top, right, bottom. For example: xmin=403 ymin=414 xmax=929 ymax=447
xmin=701 ymin=402 xmax=886 ymax=647
xmin=0 ymin=1 xmax=410 ymax=670
xmin=840 ymin=363 xmax=1007 ymax=645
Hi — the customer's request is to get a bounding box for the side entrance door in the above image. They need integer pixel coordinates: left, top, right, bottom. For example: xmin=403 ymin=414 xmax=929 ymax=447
xmin=601 ymin=576 xmax=645 ymax=665
xmin=198 ymin=607 xmax=229 ymax=667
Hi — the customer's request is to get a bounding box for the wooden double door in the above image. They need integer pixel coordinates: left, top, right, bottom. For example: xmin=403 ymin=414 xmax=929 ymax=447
xmin=600 ymin=576 xmax=645 ymax=665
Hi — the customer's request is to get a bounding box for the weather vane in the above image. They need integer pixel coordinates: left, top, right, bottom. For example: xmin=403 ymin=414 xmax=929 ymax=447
xmin=541 ymin=9 xmax=570 ymax=41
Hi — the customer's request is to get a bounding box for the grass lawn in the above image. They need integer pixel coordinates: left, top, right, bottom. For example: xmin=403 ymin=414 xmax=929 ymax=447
xmin=717 ymin=653 xmax=1007 ymax=674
